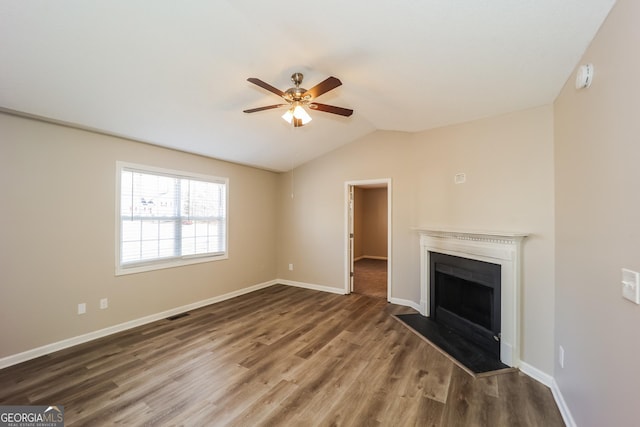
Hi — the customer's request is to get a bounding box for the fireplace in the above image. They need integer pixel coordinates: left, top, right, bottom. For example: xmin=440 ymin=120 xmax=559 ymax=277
xmin=430 ymin=252 xmax=501 ymax=357
xmin=418 ymin=229 xmax=527 ymax=367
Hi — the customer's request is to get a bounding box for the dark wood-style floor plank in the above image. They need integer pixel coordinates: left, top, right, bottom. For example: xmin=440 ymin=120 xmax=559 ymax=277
xmin=0 ymin=285 xmax=564 ymax=426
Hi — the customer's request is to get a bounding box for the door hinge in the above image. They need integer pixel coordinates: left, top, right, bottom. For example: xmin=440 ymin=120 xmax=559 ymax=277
xmin=350 ymin=272 xmax=354 ymax=277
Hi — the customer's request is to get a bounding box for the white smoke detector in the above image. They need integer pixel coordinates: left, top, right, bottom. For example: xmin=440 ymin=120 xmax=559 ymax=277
xmin=575 ymin=64 xmax=594 ymax=89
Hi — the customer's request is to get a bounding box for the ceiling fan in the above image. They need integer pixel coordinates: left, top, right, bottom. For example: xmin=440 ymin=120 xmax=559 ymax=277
xmin=243 ymin=72 xmax=353 ymax=127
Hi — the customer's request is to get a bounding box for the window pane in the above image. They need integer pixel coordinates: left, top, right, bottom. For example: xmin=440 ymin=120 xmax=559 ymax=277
xmin=158 ymin=220 xmax=176 ymax=239
xmin=195 ymin=238 xmax=208 ymax=254
xmin=141 ymin=240 xmax=158 ymax=260
xmin=182 ymin=237 xmax=195 ymax=256
xmin=212 ymin=220 xmax=226 ymax=252
xmin=122 ymin=220 xmax=141 ymax=242
xmin=121 ymin=241 xmax=140 ymax=263
xmin=118 ymin=163 xmax=228 ymax=272
xmin=159 ymin=238 xmax=175 ymax=258
xmin=182 ymin=220 xmax=195 ymax=237
xmin=141 ymin=220 xmax=159 ymax=241
xmin=121 ymin=171 xmax=134 ymax=218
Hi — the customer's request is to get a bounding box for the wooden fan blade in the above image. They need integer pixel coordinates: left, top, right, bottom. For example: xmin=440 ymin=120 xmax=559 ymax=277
xmin=247 ymin=78 xmax=285 ymax=97
xmin=309 ymin=102 xmax=353 ymax=117
xmin=243 ymin=104 xmax=287 ymax=113
xmin=303 ymin=77 xmax=342 ymax=99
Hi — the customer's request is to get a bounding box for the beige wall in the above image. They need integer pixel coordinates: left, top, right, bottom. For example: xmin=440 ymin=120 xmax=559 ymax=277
xmin=0 ymin=105 xmax=556 ymax=377
xmin=277 ymin=105 xmax=555 ymax=373
xmin=0 ymin=113 xmax=279 ymax=359
xmin=412 ymin=106 xmax=556 ymax=373
xmin=361 ymin=188 xmax=388 ymax=259
xmin=276 ymin=130 xmax=416 ymax=292
xmin=554 ymin=0 xmax=640 ymax=425
xmin=354 ymin=187 xmax=387 ymax=259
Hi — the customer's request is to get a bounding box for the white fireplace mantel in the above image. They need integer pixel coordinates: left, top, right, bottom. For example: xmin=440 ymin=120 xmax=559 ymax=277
xmin=417 ymin=228 xmax=527 ymax=367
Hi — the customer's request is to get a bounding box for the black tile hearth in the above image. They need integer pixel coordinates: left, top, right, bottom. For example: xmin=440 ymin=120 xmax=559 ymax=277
xmin=395 ymin=313 xmax=509 ymax=375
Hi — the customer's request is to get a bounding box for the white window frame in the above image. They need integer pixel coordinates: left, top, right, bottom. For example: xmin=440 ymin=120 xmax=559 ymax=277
xmin=115 ymin=161 xmax=229 ymax=276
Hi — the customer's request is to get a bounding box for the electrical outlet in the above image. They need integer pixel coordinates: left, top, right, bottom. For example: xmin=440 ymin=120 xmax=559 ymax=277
xmin=78 ymin=303 xmax=86 ymax=315
xmin=100 ymin=298 xmax=108 ymax=309
xmin=559 ymin=345 xmax=565 ymax=368
xmin=288 ymin=263 xmax=294 ymax=271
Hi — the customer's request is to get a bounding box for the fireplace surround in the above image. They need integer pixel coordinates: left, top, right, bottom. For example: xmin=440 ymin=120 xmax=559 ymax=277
xmin=418 ymin=229 xmax=527 ymax=367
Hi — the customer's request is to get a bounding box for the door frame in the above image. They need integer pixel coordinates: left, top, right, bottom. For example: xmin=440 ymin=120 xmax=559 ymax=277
xmin=344 ymin=178 xmax=392 ymax=300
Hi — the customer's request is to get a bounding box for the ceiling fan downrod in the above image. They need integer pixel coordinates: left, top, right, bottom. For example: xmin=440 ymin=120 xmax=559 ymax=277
xmin=284 ymin=73 xmax=310 ymax=103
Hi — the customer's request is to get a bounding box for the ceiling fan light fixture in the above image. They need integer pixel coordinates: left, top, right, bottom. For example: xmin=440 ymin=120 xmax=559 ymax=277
xmin=281 ymin=104 xmax=312 ymax=126
xmin=293 ymin=104 xmax=312 ymax=125
xmin=281 ymin=108 xmax=294 ymax=124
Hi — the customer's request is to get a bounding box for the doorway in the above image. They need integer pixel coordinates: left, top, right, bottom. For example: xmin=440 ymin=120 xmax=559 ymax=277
xmin=345 ymin=179 xmax=391 ymax=300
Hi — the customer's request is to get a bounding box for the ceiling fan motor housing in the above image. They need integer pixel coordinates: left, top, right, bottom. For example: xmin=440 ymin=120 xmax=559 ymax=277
xmin=284 ymin=87 xmax=309 ymax=103
xmin=284 ymin=73 xmax=310 ymax=103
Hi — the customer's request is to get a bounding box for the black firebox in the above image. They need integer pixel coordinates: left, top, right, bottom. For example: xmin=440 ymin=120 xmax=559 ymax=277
xmin=429 ymin=252 xmax=501 ymax=357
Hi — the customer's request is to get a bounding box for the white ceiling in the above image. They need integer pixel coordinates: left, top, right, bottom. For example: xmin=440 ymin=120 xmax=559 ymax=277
xmin=0 ymin=0 xmax=616 ymax=172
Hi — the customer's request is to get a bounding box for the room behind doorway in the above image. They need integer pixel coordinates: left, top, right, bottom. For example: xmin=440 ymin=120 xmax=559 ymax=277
xmin=352 ymin=185 xmax=388 ymax=299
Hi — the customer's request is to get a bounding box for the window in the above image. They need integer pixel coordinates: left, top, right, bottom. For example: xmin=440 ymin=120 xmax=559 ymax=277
xmin=116 ymin=162 xmax=228 ymax=275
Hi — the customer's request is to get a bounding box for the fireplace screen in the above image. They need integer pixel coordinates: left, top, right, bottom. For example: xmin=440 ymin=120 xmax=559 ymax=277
xmin=430 ymin=252 xmax=501 ymax=356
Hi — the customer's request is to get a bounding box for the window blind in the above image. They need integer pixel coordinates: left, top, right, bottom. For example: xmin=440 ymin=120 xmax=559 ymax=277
xmin=118 ymin=164 xmax=227 ymax=271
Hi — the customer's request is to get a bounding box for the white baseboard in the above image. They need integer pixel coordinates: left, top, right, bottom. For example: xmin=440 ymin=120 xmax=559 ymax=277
xmin=550 ymin=378 xmax=577 ymax=427
xmin=519 ymin=362 xmax=575 ymax=427
xmin=519 ymin=361 xmax=553 ymax=387
xmin=389 ymin=297 xmax=422 ymax=312
xmin=277 ymin=279 xmax=346 ymax=295
xmin=0 ymin=279 xmax=277 ymax=369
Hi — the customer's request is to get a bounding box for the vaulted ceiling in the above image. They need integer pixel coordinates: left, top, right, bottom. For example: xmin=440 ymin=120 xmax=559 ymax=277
xmin=0 ymin=1 xmax=616 ymax=171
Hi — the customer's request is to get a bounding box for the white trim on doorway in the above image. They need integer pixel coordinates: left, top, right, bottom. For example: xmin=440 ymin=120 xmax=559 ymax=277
xmin=344 ymin=178 xmax=392 ymax=299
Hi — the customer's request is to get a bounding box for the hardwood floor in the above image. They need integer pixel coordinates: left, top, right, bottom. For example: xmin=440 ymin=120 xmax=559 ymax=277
xmin=0 ymin=285 xmax=564 ymax=426
xmin=353 ymin=258 xmax=387 ymax=299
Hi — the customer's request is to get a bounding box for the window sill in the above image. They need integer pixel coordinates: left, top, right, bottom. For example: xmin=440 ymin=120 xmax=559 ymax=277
xmin=116 ymin=253 xmax=228 ymax=276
